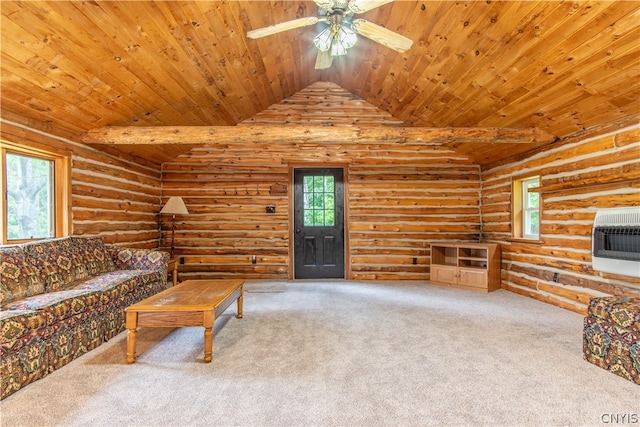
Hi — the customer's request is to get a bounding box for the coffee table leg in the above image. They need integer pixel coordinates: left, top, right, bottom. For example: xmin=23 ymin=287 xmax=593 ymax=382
xmin=203 ymin=311 xmax=214 ymax=363
xmin=237 ymin=286 xmax=244 ymax=319
xmin=126 ymin=311 xmax=138 ymax=364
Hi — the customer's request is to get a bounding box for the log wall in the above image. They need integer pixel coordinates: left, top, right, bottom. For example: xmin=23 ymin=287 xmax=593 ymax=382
xmin=161 ymin=82 xmax=481 ymax=280
xmin=0 ymin=119 xmax=162 ymax=248
xmin=4 ymin=86 xmax=637 ymax=317
xmin=5 ymin=92 xmax=638 ymax=318
xmin=481 ymin=125 xmax=640 ymax=314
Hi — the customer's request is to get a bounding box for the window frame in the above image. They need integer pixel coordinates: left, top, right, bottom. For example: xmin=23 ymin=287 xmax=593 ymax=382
xmin=302 ymin=174 xmax=336 ymax=227
xmin=511 ymin=174 xmax=541 ymax=242
xmin=1 ymin=140 xmax=71 ymax=245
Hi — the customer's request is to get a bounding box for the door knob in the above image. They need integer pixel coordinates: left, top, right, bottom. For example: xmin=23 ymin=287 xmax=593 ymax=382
xmin=296 ymin=228 xmax=301 ymax=233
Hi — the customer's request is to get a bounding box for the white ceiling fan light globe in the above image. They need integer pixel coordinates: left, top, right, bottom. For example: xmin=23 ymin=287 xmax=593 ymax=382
xmin=313 ymin=27 xmax=333 ymax=51
xmin=330 ymin=40 xmax=347 ymax=56
xmin=340 ymin=26 xmax=358 ymax=47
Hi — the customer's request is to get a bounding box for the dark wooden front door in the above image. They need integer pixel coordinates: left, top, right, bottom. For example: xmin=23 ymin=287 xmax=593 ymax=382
xmin=293 ymin=168 xmax=345 ymax=279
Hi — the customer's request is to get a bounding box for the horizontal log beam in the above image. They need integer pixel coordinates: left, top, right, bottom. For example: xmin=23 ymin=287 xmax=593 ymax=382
xmin=83 ymin=125 xmax=557 ymax=145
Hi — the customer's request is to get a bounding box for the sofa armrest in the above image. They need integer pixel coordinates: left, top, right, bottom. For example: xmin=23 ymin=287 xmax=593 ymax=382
xmin=107 ymin=246 xmax=169 ymax=271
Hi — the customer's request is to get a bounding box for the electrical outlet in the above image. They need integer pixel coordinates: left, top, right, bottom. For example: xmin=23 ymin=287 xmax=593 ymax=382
xmin=553 ymin=273 xmax=559 ymax=283
xmin=412 ymin=257 xmax=418 ymax=265
xmin=266 ymin=205 xmax=276 ymax=214
xmin=251 ymin=255 xmax=257 ymax=264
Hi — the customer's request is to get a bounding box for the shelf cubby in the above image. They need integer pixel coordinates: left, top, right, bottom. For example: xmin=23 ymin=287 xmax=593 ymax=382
xmin=429 ymin=243 xmax=501 ymax=292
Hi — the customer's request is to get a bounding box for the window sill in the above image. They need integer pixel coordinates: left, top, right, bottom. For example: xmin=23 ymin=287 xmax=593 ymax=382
xmin=507 ymin=237 xmax=544 ymax=245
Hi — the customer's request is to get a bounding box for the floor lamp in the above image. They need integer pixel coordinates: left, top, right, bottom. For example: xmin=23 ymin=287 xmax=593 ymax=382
xmin=160 ymin=196 xmax=189 ymax=258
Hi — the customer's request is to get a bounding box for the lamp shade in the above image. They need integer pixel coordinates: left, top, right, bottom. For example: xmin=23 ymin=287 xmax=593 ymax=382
xmin=160 ymin=197 xmax=189 ymax=215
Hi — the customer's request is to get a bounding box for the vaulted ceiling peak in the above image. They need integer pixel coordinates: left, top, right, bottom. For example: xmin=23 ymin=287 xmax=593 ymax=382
xmin=240 ymin=81 xmax=405 ymax=127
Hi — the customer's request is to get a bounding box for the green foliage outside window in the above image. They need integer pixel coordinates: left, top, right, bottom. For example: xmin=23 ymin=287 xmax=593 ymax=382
xmin=303 ymin=175 xmax=335 ymax=226
xmin=523 ymin=178 xmax=540 ymax=237
xmin=5 ymin=152 xmax=54 ymax=240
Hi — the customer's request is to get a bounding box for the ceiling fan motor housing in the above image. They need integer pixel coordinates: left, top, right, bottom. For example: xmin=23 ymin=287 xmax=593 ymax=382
xmin=332 ymin=1 xmax=351 ymax=12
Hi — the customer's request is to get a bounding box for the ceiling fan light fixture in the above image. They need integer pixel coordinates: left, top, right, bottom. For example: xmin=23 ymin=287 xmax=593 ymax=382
xmin=313 ymin=22 xmax=357 ymax=57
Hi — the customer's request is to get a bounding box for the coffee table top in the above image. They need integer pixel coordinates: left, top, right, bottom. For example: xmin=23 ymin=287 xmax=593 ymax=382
xmin=126 ymin=279 xmax=244 ymax=312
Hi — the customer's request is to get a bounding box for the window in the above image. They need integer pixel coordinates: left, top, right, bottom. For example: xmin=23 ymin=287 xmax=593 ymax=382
xmin=1 ymin=141 xmax=71 ymax=244
xmin=522 ymin=177 xmax=540 ymax=239
xmin=512 ymin=175 xmax=540 ymax=240
xmin=303 ymin=175 xmax=335 ymax=226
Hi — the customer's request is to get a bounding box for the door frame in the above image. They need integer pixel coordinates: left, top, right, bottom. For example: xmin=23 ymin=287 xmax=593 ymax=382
xmin=288 ymin=163 xmax=350 ymax=280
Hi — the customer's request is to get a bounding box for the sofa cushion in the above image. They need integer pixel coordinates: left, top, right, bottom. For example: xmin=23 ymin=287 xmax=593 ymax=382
xmin=72 ymin=237 xmax=116 ymax=276
xmin=23 ymin=237 xmax=90 ymax=292
xmin=2 ymin=289 xmax=102 ymax=328
xmin=110 ymin=247 xmax=167 ymax=270
xmin=0 ymin=246 xmax=45 ymax=306
xmin=71 ymin=270 xmax=163 ymax=300
xmin=588 ymin=296 xmax=640 ymax=334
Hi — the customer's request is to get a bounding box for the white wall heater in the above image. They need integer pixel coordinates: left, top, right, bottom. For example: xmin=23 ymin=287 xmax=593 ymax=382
xmin=592 ymin=206 xmax=640 ymax=278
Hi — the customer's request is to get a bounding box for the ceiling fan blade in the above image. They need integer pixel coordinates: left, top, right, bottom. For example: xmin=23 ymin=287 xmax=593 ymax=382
xmin=348 ymin=0 xmax=394 ymax=14
xmin=247 ymin=17 xmax=320 ymax=39
xmin=315 ymin=49 xmax=333 ymax=70
xmin=314 ymin=0 xmax=335 ymax=9
xmin=351 ymin=19 xmax=413 ymax=53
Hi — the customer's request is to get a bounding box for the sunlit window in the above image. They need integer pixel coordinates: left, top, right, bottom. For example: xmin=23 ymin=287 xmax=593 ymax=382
xmin=512 ymin=175 xmax=540 ymax=240
xmin=1 ymin=141 xmax=70 ymax=244
xmin=522 ymin=177 xmax=540 ymax=239
xmin=5 ymin=152 xmax=55 ymax=240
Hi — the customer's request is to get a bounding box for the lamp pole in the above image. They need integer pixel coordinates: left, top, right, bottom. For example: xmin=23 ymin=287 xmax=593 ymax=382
xmin=170 ymin=214 xmax=177 ymax=258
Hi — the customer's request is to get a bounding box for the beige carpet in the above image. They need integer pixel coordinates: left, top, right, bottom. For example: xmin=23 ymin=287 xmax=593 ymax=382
xmin=1 ymin=280 xmax=638 ymax=426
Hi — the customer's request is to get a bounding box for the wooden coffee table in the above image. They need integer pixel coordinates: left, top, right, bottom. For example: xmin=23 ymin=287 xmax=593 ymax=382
xmin=125 ymin=279 xmax=244 ymax=363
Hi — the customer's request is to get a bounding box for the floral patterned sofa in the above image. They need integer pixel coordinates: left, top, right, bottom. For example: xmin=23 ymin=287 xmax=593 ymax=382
xmin=0 ymin=236 xmax=169 ymax=399
xmin=583 ymin=296 xmax=640 ymax=385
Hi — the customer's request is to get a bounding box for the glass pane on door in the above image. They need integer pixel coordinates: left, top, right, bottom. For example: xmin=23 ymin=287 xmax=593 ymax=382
xmin=303 ymin=175 xmax=335 ymax=226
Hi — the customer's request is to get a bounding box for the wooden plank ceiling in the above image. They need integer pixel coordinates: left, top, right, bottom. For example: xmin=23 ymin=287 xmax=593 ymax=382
xmin=1 ymin=1 xmax=639 ymax=166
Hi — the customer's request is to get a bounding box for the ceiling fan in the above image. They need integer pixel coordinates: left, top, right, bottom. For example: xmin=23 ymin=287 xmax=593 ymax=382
xmin=247 ymin=0 xmax=413 ymax=70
